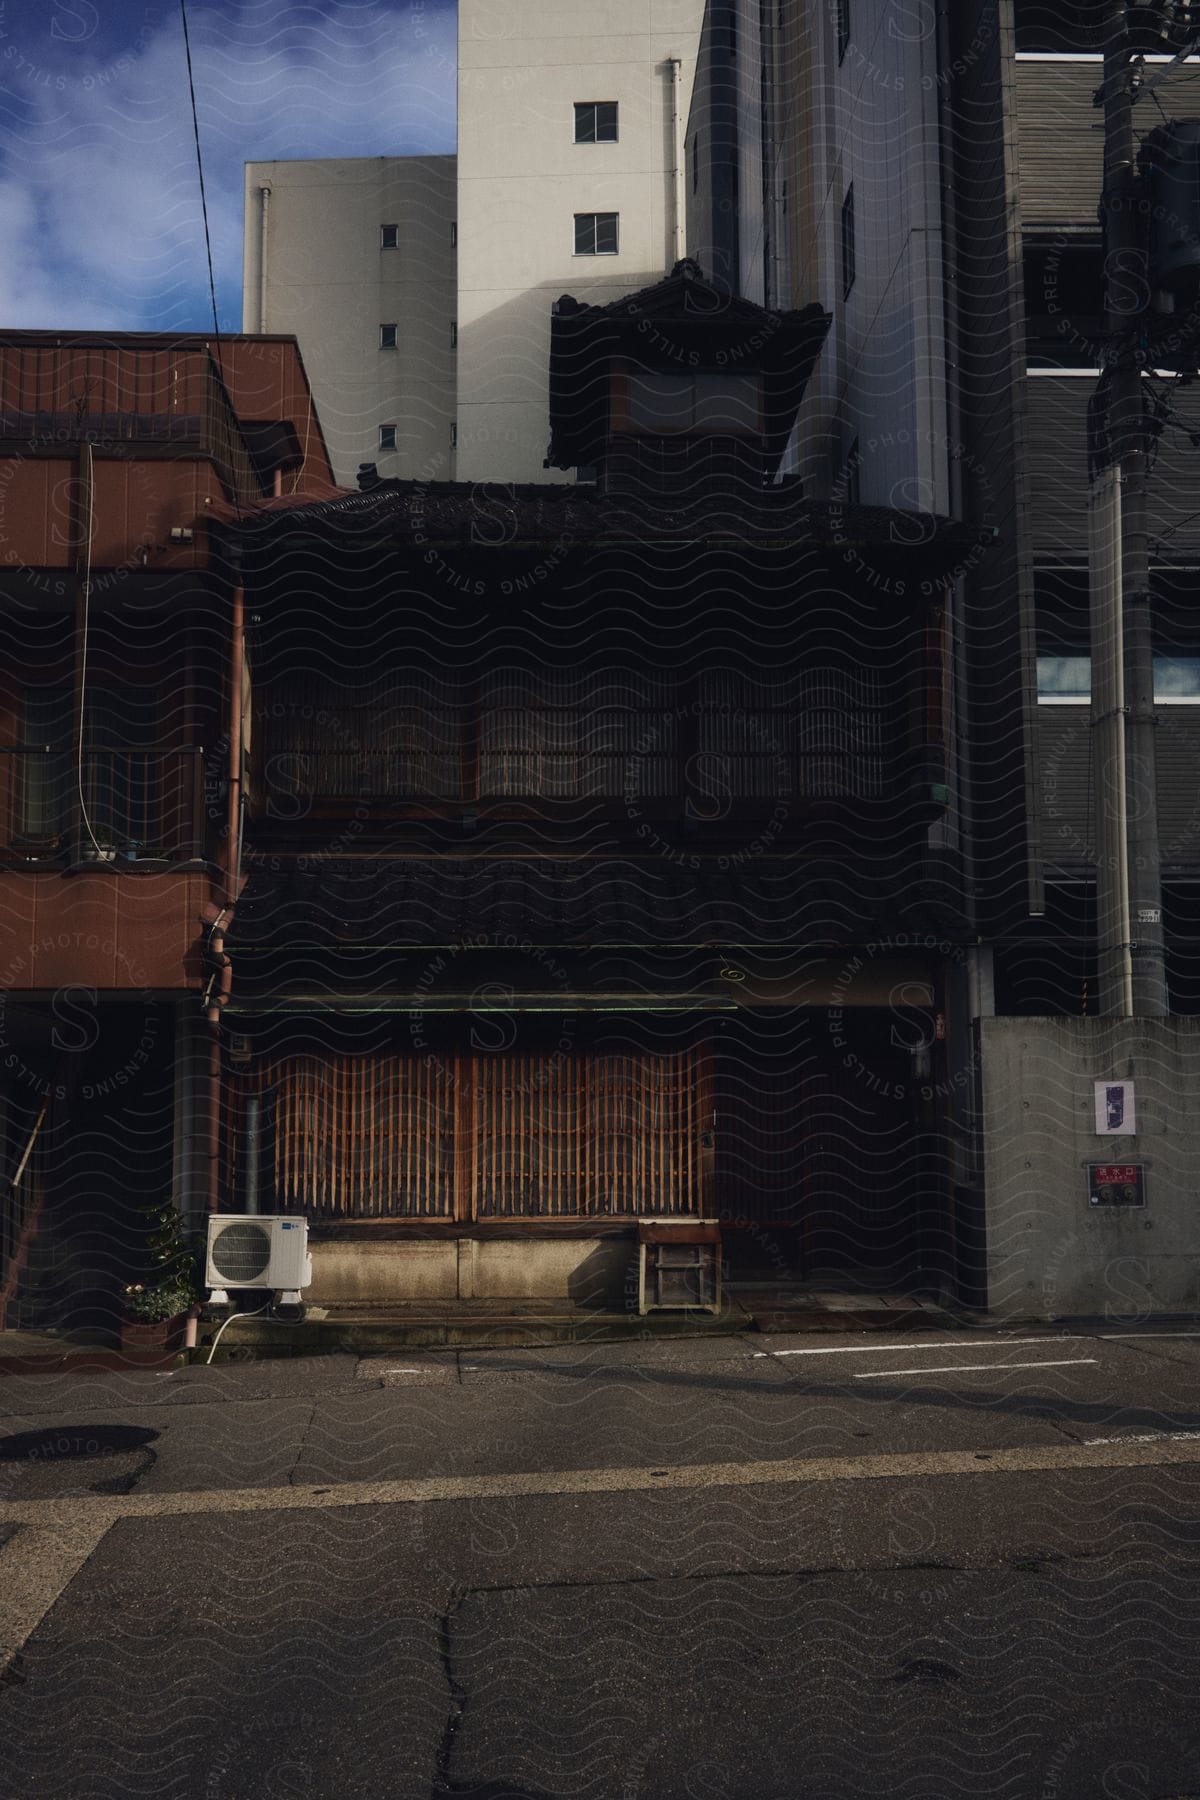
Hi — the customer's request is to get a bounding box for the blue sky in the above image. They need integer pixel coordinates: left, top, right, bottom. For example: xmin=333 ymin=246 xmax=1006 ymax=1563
xmin=0 ymin=0 xmax=457 ymax=330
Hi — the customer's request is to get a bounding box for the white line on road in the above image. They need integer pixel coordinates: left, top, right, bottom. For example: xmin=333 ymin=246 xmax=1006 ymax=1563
xmin=754 ymin=1333 xmax=1200 ymax=1362
xmin=754 ymin=1338 xmax=1082 ymax=1358
xmin=752 ymin=1339 xmax=1079 ymax=1360
xmin=853 ymin=1358 xmax=1097 ymax=1380
xmin=1084 ymin=1429 xmax=1200 ymax=1446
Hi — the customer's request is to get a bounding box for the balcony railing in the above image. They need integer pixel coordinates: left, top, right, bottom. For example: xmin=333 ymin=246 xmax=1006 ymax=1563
xmin=0 ymin=747 xmax=208 ymax=864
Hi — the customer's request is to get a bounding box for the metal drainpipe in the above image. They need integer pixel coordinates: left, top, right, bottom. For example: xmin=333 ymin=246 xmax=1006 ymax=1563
xmin=258 ymin=186 xmax=271 ymax=332
xmin=243 ymin=1093 xmax=261 ymax=1215
xmin=669 ymin=59 xmax=686 ymax=266
xmin=206 ymin=577 xmax=246 ymax=1211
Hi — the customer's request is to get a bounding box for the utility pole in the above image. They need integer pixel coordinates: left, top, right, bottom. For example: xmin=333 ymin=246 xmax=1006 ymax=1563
xmin=1088 ymin=0 xmax=1169 ymax=1016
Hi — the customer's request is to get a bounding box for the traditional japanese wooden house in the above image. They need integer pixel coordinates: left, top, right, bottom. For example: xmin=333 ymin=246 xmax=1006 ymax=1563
xmin=221 ymin=266 xmax=987 ymax=1307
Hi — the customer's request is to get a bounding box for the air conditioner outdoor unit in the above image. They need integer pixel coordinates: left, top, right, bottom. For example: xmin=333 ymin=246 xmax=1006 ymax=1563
xmin=205 ymin=1215 xmax=311 ymax=1307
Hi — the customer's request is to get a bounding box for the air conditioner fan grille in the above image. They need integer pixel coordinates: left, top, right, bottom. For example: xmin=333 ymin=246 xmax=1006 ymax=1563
xmin=211 ymin=1220 xmax=272 ymax=1283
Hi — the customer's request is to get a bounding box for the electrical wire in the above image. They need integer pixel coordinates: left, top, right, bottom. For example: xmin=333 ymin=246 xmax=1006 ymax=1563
xmin=289 ymin=402 xmax=313 ymax=494
xmin=179 ymin=0 xmax=223 ymax=375
xmin=204 ymin=1297 xmax=272 ymax=1365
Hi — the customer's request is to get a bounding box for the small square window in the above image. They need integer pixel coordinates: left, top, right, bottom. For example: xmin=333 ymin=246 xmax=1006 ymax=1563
xmin=840 ymin=185 xmax=855 ymax=298
xmin=380 ymin=223 xmax=398 ymax=249
xmin=380 ymin=323 xmax=398 ymax=350
xmin=450 ymin=320 xmax=458 ymax=349
xmin=575 ymin=212 xmax=619 ymax=256
xmin=575 ymin=101 xmax=618 ymax=144
xmin=379 ymin=424 xmax=397 ymax=451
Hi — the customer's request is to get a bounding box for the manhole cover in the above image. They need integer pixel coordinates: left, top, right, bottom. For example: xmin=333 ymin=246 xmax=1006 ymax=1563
xmin=0 ymin=1425 xmax=159 ymax=1462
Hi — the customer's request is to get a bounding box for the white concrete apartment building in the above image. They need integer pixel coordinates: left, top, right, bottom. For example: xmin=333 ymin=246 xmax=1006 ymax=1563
xmin=242 ymin=156 xmax=457 ymax=487
xmin=455 ymin=0 xmax=705 ymax=482
xmin=244 ymin=3 xmax=704 ymax=487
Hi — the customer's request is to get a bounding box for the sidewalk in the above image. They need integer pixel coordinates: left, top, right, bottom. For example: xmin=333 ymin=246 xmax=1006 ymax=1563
xmin=0 ymin=1286 xmax=964 ymax=1372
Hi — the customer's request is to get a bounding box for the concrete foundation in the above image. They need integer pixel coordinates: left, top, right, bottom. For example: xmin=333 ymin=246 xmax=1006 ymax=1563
xmin=981 ymin=1017 xmax=1200 ymax=1319
xmin=308 ymin=1235 xmax=636 ymax=1308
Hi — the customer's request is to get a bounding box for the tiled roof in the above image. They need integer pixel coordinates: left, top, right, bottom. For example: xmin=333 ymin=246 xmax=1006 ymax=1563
xmin=232 ymin=479 xmax=987 ymax=569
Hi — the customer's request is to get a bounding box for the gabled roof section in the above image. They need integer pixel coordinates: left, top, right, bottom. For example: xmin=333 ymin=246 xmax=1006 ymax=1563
xmin=548 ymin=259 xmax=831 ymax=476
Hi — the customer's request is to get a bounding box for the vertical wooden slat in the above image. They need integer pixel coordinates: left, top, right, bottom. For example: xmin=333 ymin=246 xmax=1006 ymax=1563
xmin=313 ymin=1058 xmax=323 ymax=1213
xmin=411 ymin=1057 xmax=418 ymax=1219
xmin=557 ymin=1055 xmax=565 ymax=1219
xmin=427 ymin=1058 xmax=435 ymax=1218
xmin=455 ymin=1055 xmax=471 ymax=1223
xmin=349 ymin=1058 xmax=359 ymax=1217
xmin=363 ymin=1058 xmax=372 ymax=1218
xmin=324 ymin=1059 xmax=334 ymax=1217
xmin=417 ymin=1057 xmax=425 ymax=1218
xmin=294 ymin=1058 xmax=304 ymax=1209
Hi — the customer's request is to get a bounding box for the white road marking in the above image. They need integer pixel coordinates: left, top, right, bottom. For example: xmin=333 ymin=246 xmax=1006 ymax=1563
xmin=853 ymin=1358 xmax=1097 ymax=1380
xmin=1084 ymin=1429 xmax=1200 ymax=1447
xmin=754 ymin=1337 xmax=1081 ymax=1358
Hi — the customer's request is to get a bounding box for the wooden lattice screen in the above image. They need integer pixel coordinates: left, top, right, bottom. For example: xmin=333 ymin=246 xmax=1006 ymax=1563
xmin=263 ymin=1046 xmax=710 ymax=1221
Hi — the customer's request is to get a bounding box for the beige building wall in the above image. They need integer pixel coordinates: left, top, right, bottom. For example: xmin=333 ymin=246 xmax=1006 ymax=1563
xmin=243 ymin=156 xmax=457 ymax=488
xmin=456 ymin=0 xmax=706 ymax=483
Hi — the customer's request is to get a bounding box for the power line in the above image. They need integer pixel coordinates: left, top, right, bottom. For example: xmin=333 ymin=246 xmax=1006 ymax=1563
xmin=179 ymin=0 xmax=223 ymax=371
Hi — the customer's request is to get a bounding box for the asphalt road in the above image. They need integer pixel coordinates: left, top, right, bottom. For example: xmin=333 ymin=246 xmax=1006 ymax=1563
xmin=2 ymin=1327 xmax=1200 ymax=1798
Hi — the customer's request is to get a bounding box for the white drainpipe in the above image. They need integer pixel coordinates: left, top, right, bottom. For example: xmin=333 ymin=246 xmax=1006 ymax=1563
xmin=257 ymin=185 xmax=271 ymax=332
xmin=669 ymin=59 xmax=686 ymax=266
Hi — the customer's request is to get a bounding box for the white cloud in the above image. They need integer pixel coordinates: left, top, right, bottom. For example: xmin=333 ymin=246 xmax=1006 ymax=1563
xmin=0 ymin=1 xmax=457 ymax=329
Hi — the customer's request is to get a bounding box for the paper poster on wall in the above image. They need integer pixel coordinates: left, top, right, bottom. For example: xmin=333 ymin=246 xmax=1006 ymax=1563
xmin=1094 ymin=1079 xmax=1136 ymax=1136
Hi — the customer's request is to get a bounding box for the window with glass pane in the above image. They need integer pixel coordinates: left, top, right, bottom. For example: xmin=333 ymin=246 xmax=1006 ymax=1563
xmin=1035 ymin=654 xmax=1200 ymax=702
xmin=575 ymin=212 xmax=619 ymax=255
xmin=19 ymin=686 xmax=70 ymax=840
xmin=575 ymin=102 xmax=618 ymax=143
xmin=84 ymin=686 xmax=160 ymax=847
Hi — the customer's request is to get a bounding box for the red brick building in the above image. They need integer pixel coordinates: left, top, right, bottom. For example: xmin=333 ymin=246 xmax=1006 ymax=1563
xmin=0 ymin=332 xmax=337 ymax=1326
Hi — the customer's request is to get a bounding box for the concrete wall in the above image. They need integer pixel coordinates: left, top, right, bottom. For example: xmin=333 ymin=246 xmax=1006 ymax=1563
xmin=981 ymin=1017 xmax=1200 ymax=1319
xmin=309 ymin=1235 xmax=636 ymax=1307
xmin=243 ymin=157 xmax=457 ymax=487
xmin=457 ymin=0 xmax=705 ymax=482
xmin=784 ymin=0 xmax=949 ymax=514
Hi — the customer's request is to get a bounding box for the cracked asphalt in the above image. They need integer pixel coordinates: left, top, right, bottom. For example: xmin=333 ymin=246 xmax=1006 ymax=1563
xmin=2 ymin=1326 xmax=1200 ymax=1797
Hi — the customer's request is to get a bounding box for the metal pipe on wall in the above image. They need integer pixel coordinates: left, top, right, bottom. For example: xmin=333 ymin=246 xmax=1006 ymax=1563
xmin=257 ymin=185 xmax=271 ymax=333
xmin=669 ymin=59 xmax=686 ymax=266
xmin=1089 ymin=463 xmax=1135 ymax=1017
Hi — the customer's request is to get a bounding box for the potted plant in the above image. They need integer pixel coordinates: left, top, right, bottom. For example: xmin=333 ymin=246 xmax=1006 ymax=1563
xmin=120 ymin=1200 xmax=201 ymax=1352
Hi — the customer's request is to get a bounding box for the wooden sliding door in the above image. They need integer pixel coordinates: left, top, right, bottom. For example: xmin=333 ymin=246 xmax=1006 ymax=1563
xmin=261 ymin=1043 xmax=710 ymax=1221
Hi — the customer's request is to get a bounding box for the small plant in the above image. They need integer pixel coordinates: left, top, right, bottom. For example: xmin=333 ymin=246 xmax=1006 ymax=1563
xmin=122 ymin=1199 xmax=200 ymax=1322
